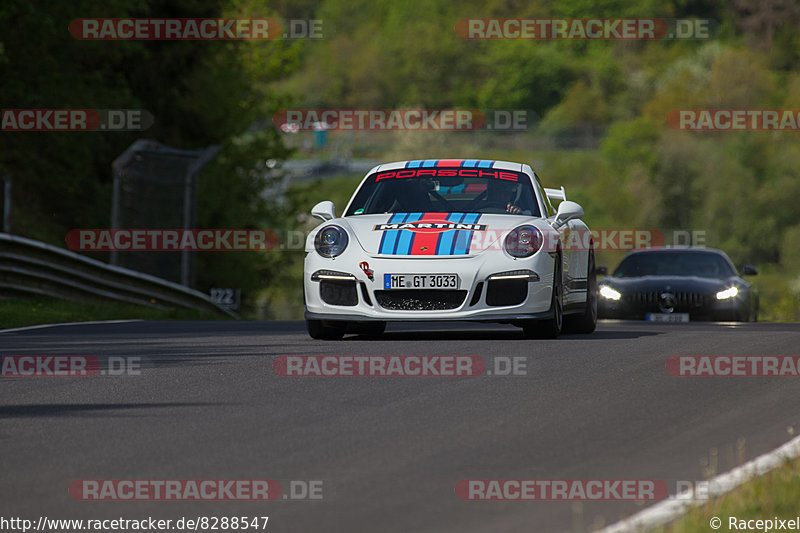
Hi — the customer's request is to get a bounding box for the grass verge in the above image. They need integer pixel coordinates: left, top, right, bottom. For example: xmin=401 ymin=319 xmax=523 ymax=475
xmin=655 ymin=455 xmax=800 ymax=532
xmin=0 ymin=296 xmax=222 ymax=329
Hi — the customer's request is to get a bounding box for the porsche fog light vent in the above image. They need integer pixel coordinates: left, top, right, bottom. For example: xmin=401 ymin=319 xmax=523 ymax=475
xmin=486 ymin=279 xmax=528 ymax=307
xmin=320 ymin=279 xmax=358 ymax=306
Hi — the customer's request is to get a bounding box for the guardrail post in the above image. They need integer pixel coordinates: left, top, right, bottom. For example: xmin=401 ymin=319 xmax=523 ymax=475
xmin=181 ymin=145 xmax=220 ymax=287
xmin=2 ymin=175 xmax=10 ymax=234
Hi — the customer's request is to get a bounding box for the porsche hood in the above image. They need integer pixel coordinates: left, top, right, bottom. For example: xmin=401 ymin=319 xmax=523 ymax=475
xmin=332 ymin=213 xmax=543 ymax=258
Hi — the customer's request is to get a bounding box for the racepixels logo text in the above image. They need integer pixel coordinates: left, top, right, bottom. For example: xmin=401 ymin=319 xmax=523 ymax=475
xmin=455 ymin=18 xmax=714 ymax=40
xmin=274 ymin=355 xmax=529 ymax=377
xmin=1 ymin=109 xmax=152 ymax=132
xmin=455 ymin=479 xmax=669 ymax=501
xmin=667 ymin=356 xmax=800 ymax=377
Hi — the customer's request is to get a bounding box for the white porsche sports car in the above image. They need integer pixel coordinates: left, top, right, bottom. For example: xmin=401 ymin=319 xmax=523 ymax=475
xmin=303 ymin=159 xmax=597 ymax=339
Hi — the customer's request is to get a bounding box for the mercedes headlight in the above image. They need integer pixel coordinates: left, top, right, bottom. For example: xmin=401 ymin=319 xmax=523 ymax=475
xmin=599 ymin=286 xmax=622 ymax=301
xmin=716 ymin=286 xmax=739 ymax=300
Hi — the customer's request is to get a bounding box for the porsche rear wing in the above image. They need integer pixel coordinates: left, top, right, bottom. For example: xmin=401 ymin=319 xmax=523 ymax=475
xmin=544 ymin=186 xmax=566 ymax=202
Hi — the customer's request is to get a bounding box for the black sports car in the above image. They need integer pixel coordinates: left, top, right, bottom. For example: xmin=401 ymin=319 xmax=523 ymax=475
xmin=597 ymin=247 xmax=759 ymax=322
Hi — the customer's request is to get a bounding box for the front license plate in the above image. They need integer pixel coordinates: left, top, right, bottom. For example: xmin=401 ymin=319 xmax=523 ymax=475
xmin=646 ymin=313 xmax=690 ymax=323
xmin=384 ymin=273 xmax=459 ymax=289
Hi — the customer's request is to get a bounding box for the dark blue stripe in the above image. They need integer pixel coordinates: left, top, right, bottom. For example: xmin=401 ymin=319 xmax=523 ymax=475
xmin=379 ymin=213 xmax=405 ymax=254
xmin=446 ymin=213 xmax=467 ymax=255
xmin=463 ymin=213 xmax=482 ymax=254
xmin=391 ymin=213 xmax=412 ymax=254
xmin=435 ymin=213 xmax=461 ymax=255
xmin=395 ymin=213 xmax=422 ymax=254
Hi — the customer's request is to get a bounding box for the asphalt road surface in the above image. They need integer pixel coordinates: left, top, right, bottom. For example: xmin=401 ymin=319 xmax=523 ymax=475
xmin=2 ymin=320 xmax=799 ymax=533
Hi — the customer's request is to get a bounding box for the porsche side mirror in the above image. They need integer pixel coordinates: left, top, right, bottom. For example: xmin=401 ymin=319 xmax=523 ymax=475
xmin=552 ymin=200 xmax=584 ymax=229
xmin=311 ymin=200 xmax=335 ymax=221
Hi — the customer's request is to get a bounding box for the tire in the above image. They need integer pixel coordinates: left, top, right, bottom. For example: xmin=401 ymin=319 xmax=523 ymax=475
xmin=522 ymin=254 xmax=563 ymax=339
xmin=306 ymin=319 xmax=347 ymax=340
xmin=563 ymin=248 xmax=598 ymax=334
xmin=751 ymin=295 xmax=759 ymax=322
xmin=351 ymin=321 xmax=387 ymax=337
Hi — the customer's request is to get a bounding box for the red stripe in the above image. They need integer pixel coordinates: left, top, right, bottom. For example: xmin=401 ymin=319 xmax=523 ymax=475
xmin=409 ymin=212 xmax=447 ymax=255
xmin=436 ymin=159 xmax=462 ymax=167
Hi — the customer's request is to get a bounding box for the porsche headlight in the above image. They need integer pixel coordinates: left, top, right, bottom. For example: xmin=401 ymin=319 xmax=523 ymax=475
xmin=504 ymin=225 xmax=543 ymax=258
xmin=716 ymin=286 xmax=739 ymax=300
xmin=599 ymin=286 xmax=622 ymax=301
xmin=314 ymin=225 xmax=349 ymax=258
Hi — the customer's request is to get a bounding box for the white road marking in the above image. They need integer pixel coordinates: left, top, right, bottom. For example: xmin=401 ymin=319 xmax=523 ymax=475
xmin=596 ymin=433 xmax=800 ymax=532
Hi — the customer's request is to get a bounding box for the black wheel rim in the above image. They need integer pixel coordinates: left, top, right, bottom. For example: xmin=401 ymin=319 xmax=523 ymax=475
xmin=589 ymin=251 xmax=597 ymax=322
xmin=555 ymin=261 xmax=563 ymax=331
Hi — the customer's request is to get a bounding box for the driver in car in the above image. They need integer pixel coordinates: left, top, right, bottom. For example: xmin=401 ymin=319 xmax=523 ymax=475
xmin=485 ymin=180 xmax=522 ymax=214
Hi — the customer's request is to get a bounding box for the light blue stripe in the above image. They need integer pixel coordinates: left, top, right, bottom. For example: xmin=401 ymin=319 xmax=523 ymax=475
xmin=391 ymin=213 xmax=412 ymax=254
xmin=478 ymin=160 xmax=493 ymax=168
xmin=395 ymin=213 xmax=423 ymax=254
xmin=379 ymin=213 xmax=405 ymax=254
xmin=406 ymin=160 xmax=423 ymax=168
xmin=422 ymin=159 xmax=437 ymax=167
xmin=464 ymin=213 xmax=482 ymax=254
xmin=435 ymin=213 xmax=462 ymax=255
xmin=452 ymin=213 xmax=480 ymax=255
xmin=462 ymin=159 xmax=479 ymax=167
xmin=452 ymin=228 xmax=470 ymax=254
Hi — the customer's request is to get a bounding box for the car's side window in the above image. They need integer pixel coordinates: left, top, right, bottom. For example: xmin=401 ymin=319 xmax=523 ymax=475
xmin=535 ymin=174 xmax=555 ymax=217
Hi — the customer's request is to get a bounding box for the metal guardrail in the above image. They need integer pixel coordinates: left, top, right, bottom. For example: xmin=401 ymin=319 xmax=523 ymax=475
xmin=0 ymin=232 xmax=236 ymax=318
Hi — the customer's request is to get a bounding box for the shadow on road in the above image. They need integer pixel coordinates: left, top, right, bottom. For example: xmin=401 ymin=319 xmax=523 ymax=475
xmin=346 ymin=329 xmax=661 ymax=341
xmin=0 ymin=402 xmax=220 ymax=419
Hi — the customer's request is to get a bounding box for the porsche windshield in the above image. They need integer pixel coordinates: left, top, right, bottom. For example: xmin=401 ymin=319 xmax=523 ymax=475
xmin=613 ymin=252 xmax=736 ymax=279
xmin=345 ymin=168 xmax=540 ymax=216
